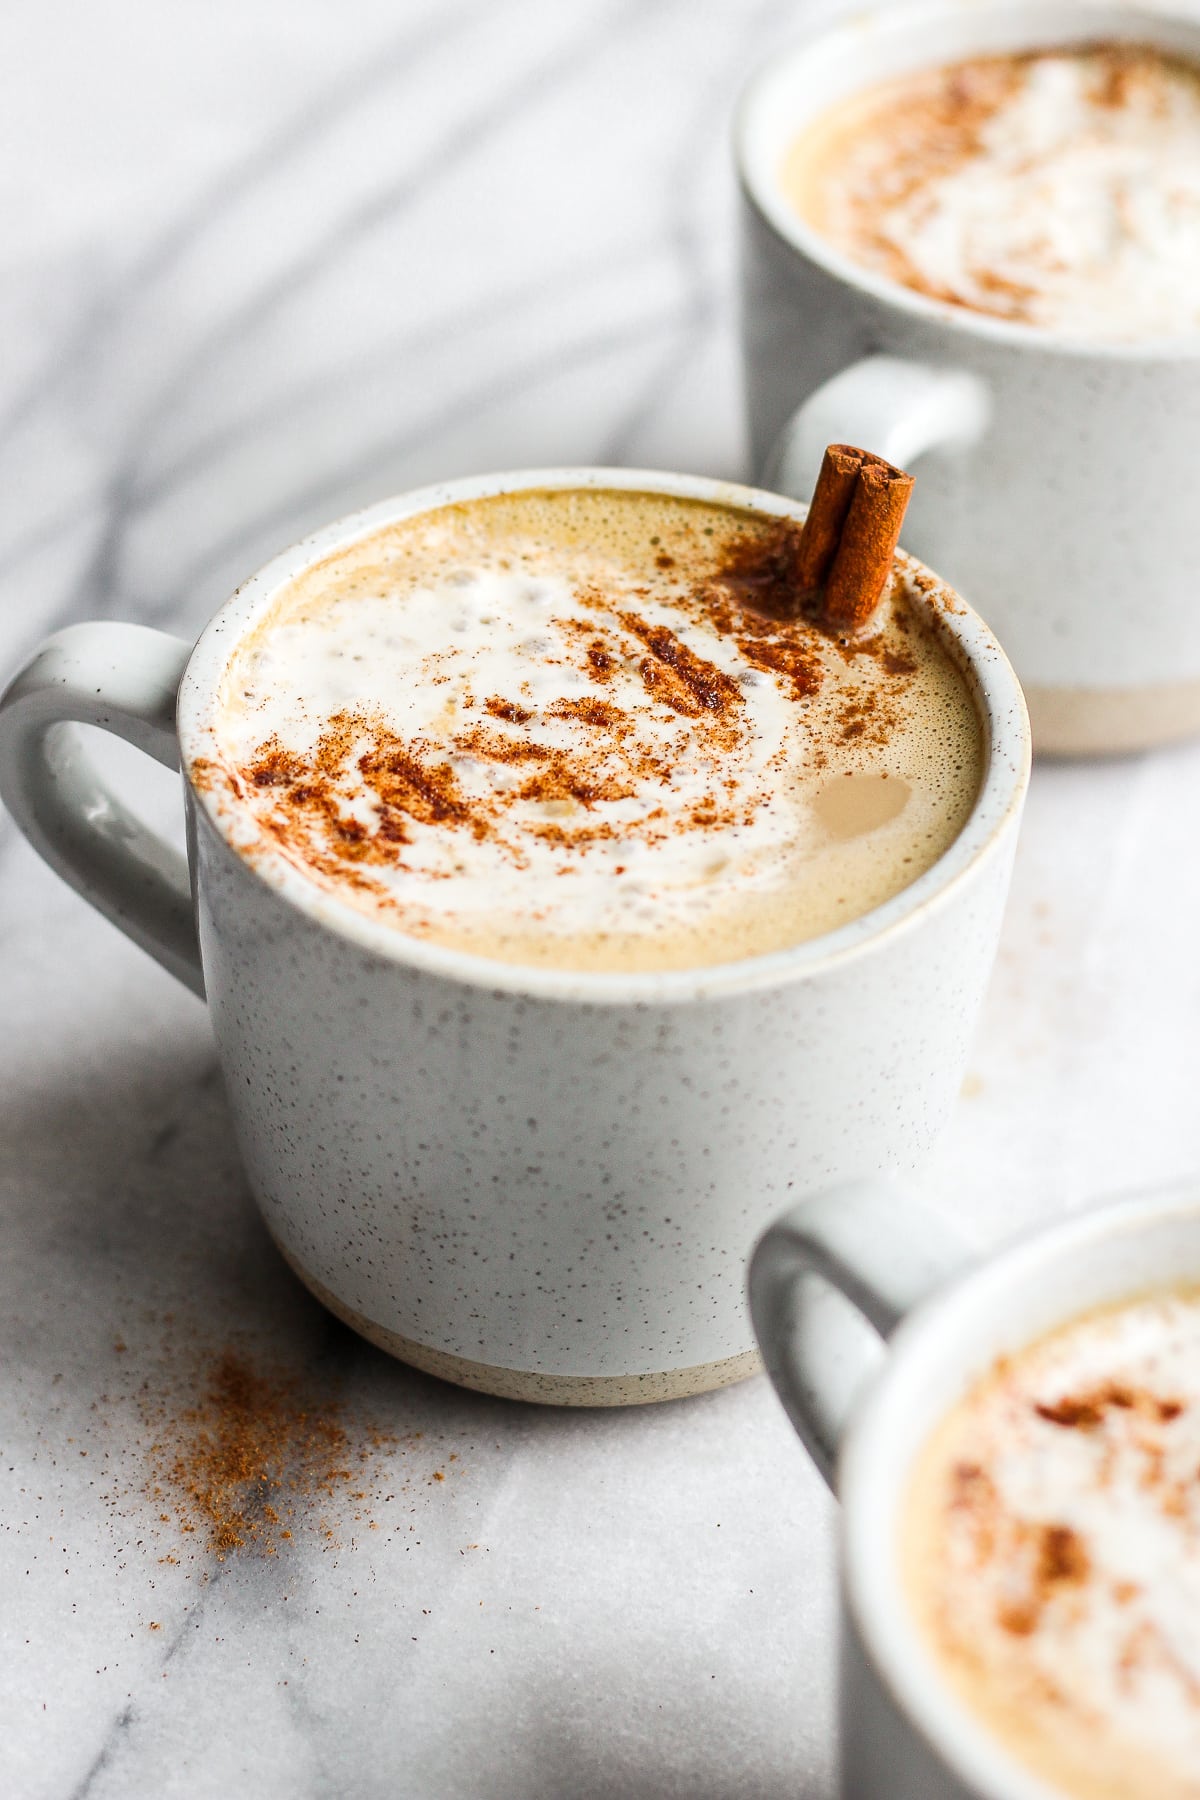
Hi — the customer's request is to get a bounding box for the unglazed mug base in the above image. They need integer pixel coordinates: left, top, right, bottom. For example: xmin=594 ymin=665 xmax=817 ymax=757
xmin=275 ymin=1236 xmax=764 ymax=1406
xmin=1026 ymin=676 xmax=1200 ymax=757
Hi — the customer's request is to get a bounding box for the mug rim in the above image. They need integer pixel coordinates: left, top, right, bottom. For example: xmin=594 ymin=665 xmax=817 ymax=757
xmin=734 ymin=0 xmax=1200 ymax=365
xmin=177 ymin=465 xmax=1029 ymax=1007
xmin=840 ymin=1179 xmax=1200 ymax=1800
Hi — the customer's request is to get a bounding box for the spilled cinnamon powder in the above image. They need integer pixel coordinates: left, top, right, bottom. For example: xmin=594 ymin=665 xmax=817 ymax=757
xmin=143 ymin=1348 xmax=396 ymax=1557
xmin=82 ymin=1330 xmax=425 ymax=1562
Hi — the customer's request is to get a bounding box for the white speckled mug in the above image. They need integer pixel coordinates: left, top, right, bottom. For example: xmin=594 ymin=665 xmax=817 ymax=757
xmin=0 ymin=469 xmax=1028 ymax=1406
xmin=737 ymin=0 xmax=1200 ymax=756
xmin=749 ymin=1179 xmax=1200 ymax=1798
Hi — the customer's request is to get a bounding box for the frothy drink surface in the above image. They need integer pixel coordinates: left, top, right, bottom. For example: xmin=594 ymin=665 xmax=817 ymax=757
xmin=204 ymin=489 xmax=980 ymax=973
xmin=783 ymin=43 xmax=1200 ymax=340
xmin=905 ymin=1293 xmax=1200 ymax=1798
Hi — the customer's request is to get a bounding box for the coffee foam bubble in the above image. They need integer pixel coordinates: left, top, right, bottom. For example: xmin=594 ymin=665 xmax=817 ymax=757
xmin=205 ymin=489 xmax=981 ymax=973
xmin=785 ymin=44 xmax=1200 ymax=341
xmin=906 ymin=1292 xmax=1200 ymax=1798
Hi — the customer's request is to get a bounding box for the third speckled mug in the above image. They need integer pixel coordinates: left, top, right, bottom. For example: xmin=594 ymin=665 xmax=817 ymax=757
xmin=0 ymin=468 xmax=1027 ymax=1405
xmin=737 ymin=0 xmax=1200 ymax=756
xmin=749 ymin=1178 xmax=1200 ymax=1798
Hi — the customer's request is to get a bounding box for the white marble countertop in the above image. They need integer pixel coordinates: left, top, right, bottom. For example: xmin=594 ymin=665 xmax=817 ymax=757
xmin=5 ymin=2 xmax=1200 ymax=1795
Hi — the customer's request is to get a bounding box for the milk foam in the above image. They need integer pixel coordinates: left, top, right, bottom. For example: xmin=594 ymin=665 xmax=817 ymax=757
xmin=785 ymin=45 xmax=1200 ymax=340
xmin=906 ymin=1292 xmax=1200 ymax=1798
xmin=206 ymin=490 xmax=980 ymax=973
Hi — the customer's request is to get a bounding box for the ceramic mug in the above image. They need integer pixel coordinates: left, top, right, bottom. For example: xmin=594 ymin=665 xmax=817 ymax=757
xmin=0 ymin=468 xmax=1028 ymax=1406
xmin=749 ymin=1180 xmax=1200 ymax=1798
xmin=736 ymin=0 xmax=1200 ymax=757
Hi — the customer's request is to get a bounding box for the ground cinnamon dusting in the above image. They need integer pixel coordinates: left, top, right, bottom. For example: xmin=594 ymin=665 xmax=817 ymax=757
xmin=617 ymin=610 xmax=744 ymax=720
xmin=797 ymin=43 xmax=1200 ymax=329
xmin=995 ymin=1523 xmax=1092 ymax=1638
xmin=222 ymin=526 xmax=904 ymax=887
xmin=709 ymin=518 xmax=806 ymax=621
xmin=202 ymin=487 xmax=933 ymax=934
xmin=1035 ymin=1384 xmax=1185 ymax=1430
xmin=485 ymin=696 xmax=533 ymax=725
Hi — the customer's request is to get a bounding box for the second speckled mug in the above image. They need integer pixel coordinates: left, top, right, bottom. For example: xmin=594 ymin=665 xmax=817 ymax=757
xmin=737 ymin=0 xmax=1200 ymax=756
xmin=0 ymin=469 xmax=1029 ymax=1405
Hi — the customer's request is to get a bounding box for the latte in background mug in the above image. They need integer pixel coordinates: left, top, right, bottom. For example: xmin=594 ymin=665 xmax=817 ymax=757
xmin=737 ymin=1 xmax=1200 ymax=756
xmin=0 ymin=469 xmax=1027 ymax=1405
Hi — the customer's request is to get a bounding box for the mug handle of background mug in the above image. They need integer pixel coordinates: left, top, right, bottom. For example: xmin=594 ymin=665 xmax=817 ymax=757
xmin=748 ymin=1180 xmax=974 ymax=1492
xmin=761 ymin=355 xmax=992 ymax=496
xmin=0 ymin=621 xmax=204 ymax=997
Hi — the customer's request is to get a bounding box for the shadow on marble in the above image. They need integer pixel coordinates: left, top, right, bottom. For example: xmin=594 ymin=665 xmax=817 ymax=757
xmin=0 ymin=1033 xmax=528 ymax=1429
xmin=512 ymin=1734 xmax=829 ymax=1800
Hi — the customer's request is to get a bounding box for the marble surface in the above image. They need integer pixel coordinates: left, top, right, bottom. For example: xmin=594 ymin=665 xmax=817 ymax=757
xmin=5 ymin=1 xmax=1200 ymax=1795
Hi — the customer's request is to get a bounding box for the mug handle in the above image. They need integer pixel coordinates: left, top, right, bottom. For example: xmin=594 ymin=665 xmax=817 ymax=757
xmin=761 ymin=355 xmax=991 ymax=497
xmin=748 ymin=1180 xmax=974 ymax=1491
xmin=0 ymin=622 xmax=204 ymax=997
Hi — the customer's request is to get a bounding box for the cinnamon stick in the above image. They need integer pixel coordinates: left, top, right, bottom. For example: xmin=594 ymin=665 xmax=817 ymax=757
xmin=797 ymin=443 xmax=914 ymax=633
xmin=794 ymin=444 xmax=865 ymax=594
